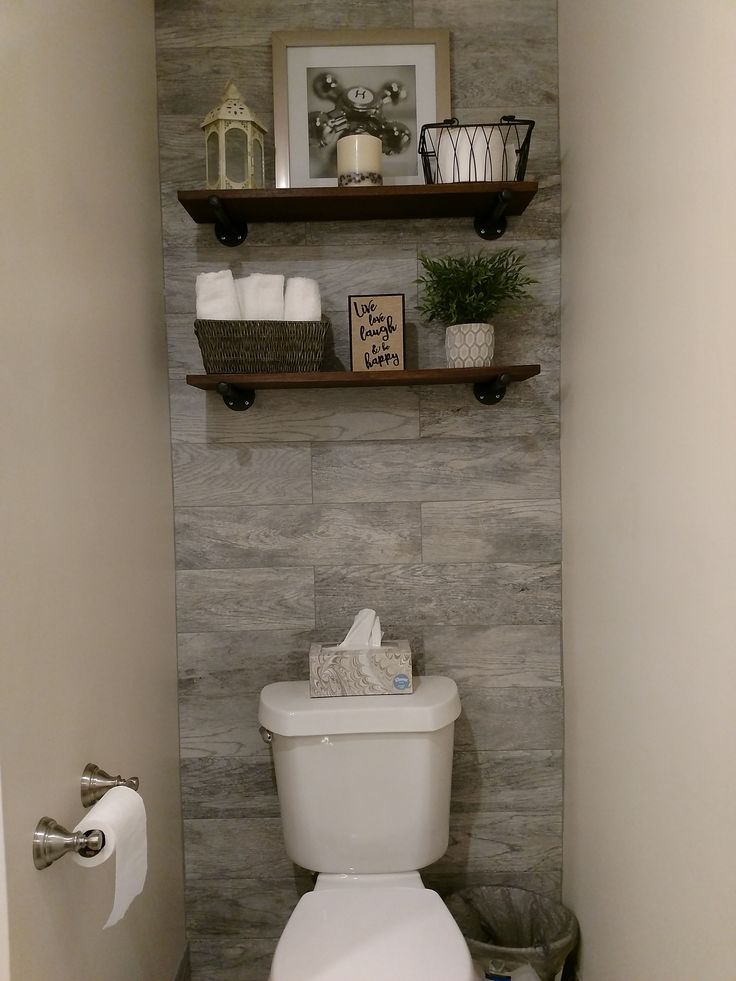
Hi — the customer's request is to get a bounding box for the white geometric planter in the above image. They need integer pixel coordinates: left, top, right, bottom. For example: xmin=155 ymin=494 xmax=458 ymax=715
xmin=445 ymin=322 xmax=495 ymax=367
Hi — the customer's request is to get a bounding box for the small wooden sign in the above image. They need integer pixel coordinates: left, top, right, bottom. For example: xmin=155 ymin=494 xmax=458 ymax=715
xmin=348 ymin=293 xmax=405 ymax=372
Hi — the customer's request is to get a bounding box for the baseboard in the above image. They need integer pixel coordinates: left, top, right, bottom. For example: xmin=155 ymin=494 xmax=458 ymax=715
xmin=173 ymin=943 xmax=191 ymax=981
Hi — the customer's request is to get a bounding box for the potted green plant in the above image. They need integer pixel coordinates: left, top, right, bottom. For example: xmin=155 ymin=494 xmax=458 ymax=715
xmin=417 ymin=249 xmax=535 ymax=367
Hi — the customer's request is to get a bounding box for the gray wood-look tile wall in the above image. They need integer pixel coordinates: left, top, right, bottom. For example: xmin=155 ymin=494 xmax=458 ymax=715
xmin=155 ymin=1 xmax=560 ymax=977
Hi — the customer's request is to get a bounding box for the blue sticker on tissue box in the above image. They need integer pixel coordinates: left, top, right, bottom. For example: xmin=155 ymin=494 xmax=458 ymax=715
xmin=393 ymin=674 xmax=410 ymax=690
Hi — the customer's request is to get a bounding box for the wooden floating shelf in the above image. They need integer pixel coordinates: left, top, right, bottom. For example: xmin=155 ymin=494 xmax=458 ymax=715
xmin=177 ymin=182 xmax=538 ymax=244
xmin=186 ymin=365 xmax=541 ymax=411
xmin=178 ymin=183 xmax=537 ymax=224
xmin=186 ymin=366 xmax=540 ymax=390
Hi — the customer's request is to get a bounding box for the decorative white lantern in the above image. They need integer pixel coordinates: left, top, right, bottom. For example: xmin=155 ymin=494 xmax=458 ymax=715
xmin=201 ymin=81 xmax=267 ymax=190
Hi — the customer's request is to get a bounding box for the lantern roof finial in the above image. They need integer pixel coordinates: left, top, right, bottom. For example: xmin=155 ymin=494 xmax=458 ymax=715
xmin=223 ymin=80 xmax=242 ymax=101
xmin=201 ymin=80 xmax=267 ymax=131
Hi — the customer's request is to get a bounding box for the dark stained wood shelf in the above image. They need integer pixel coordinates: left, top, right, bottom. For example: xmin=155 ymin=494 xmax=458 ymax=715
xmin=186 ymin=365 xmax=541 ymax=411
xmin=187 ymin=365 xmax=539 ymax=390
xmin=179 ymin=183 xmax=537 ymax=223
xmin=177 ymin=182 xmax=538 ymax=243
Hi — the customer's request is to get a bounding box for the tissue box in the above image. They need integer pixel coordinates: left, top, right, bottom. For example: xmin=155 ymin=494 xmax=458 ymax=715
xmin=309 ymin=640 xmax=412 ymax=697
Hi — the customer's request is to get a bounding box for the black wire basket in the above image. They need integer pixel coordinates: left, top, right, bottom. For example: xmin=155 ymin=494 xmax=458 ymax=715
xmin=418 ymin=116 xmax=535 ymax=184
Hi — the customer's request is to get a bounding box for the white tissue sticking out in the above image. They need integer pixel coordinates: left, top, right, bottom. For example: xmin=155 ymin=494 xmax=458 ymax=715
xmin=338 ymin=608 xmax=383 ymax=649
xmin=71 ymin=786 xmax=147 ymax=928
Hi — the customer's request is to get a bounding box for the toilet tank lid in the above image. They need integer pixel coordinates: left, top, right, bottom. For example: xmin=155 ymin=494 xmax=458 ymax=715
xmin=258 ymin=676 xmax=461 ymax=736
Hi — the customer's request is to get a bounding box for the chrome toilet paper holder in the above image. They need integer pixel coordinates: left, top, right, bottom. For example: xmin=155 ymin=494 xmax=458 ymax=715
xmin=33 ymin=819 xmax=106 ymax=870
xmin=33 ymin=762 xmax=140 ymax=870
xmin=80 ymin=762 xmax=139 ymax=808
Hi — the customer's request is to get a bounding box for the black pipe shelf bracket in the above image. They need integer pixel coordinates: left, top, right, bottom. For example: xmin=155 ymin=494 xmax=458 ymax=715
xmin=216 ymin=382 xmax=255 ymax=410
xmin=177 ymin=183 xmax=538 ymax=247
xmin=209 ymin=195 xmax=248 ymax=246
xmin=187 ymin=367 xmax=540 ymax=411
xmin=207 ymin=192 xmax=511 ymax=241
xmin=473 ymin=373 xmax=512 ymax=404
xmin=207 ymin=190 xmax=513 ymax=243
xmin=216 ymin=378 xmax=512 ymax=411
xmin=474 ymin=190 xmax=512 ymax=240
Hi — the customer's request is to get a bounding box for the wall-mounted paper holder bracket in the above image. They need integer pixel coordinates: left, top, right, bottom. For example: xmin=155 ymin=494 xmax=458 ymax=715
xmin=81 ymin=762 xmax=140 ymax=808
xmin=209 ymin=195 xmax=248 ymax=246
xmin=33 ymin=818 xmax=105 ymax=870
xmin=33 ymin=763 xmax=140 ymax=869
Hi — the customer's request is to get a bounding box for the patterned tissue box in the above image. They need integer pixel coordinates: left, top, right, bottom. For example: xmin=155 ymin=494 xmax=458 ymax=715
xmin=309 ymin=640 xmax=412 ymax=697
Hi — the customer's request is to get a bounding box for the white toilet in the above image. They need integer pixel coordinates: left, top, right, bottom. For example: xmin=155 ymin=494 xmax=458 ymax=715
xmin=257 ymin=675 xmax=476 ymax=981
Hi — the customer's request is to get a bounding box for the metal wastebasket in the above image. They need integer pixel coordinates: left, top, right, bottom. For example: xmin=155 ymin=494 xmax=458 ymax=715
xmin=445 ymin=886 xmax=579 ymax=981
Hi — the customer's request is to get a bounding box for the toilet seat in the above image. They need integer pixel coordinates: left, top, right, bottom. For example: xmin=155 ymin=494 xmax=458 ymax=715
xmin=269 ymin=884 xmax=475 ymax=981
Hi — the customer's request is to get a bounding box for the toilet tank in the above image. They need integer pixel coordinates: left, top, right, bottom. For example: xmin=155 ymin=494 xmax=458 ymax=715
xmin=258 ymin=676 xmax=461 ymax=874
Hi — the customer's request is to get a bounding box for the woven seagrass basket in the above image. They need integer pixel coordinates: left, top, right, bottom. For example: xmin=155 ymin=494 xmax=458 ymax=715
xmin=194 ymin=317 xmax=329 ymax=373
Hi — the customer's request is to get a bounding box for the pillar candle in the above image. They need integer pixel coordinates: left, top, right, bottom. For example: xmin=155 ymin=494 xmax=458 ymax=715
xmin=336 ymin=133 xmax=383 ymax=186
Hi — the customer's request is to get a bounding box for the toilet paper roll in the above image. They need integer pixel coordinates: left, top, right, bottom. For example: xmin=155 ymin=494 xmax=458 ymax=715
xmin=476 ymin=126 xmax=521 ymax=180
xmin=436 ymin=128 xmax=470 ymax=181
xmin=436 ymin=125 xmax=519 ymax=182
xmin=72 ymin=785 xmax=147 ymax=928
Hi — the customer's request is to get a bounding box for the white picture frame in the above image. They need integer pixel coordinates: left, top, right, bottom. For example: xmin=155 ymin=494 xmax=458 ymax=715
xmin=272 ymin=30 xmax=451 ymax=188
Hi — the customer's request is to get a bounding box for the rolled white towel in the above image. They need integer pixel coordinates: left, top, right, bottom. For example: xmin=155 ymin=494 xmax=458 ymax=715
xmin=233 ymin=277 xmax=249 ymax=320
xmin=284 ymin=277 xmax=321 ymax=322
xmin=236 ymin=273 xmax=285 ymax=321
xmin=195 ymin=270 xmax=241 ymax=320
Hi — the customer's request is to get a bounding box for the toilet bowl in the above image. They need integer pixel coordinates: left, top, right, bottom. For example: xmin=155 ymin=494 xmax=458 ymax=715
xmin=258 ymin=677 xmax=473 ymax=981
xmin=270 ymin=873 xmax=475 ymax=981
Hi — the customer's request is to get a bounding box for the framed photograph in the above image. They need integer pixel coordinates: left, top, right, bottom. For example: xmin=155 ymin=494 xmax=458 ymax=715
xmin=349 ymin=294 xmax=406 ymax=372
xmin=272 ymin=29 xmax=451 ymax=188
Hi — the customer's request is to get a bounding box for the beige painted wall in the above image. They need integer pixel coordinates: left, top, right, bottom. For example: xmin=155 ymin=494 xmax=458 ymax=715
xmin=559 ymin=1 xmax=736 ymax=977
xmin=0 ymin=3 xmax=186 ymax=979
xmin=0 ymin=773 xmax=8 ymax=980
